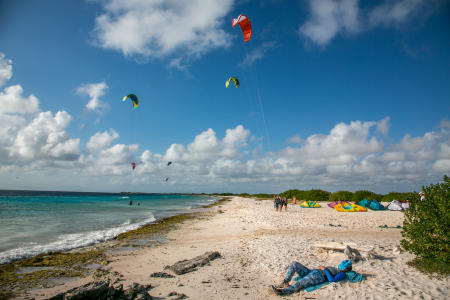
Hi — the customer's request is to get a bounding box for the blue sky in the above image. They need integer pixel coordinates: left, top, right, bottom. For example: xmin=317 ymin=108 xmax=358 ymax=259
xmin=0 ymin=0 xmax=449 ymax=193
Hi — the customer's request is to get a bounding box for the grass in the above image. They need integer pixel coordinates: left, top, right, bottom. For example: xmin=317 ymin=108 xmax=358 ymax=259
xmin=407 ymin=257 xmax=450 ymax=278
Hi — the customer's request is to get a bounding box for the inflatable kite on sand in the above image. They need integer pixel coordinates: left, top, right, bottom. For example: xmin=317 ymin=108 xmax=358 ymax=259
xmin=334 ymin=203 xmax=367 ymax=212
xmin=232 ymin=14 xmax=252 ymax=42
xmin=299 ymin=201 xmax=321 ymax=208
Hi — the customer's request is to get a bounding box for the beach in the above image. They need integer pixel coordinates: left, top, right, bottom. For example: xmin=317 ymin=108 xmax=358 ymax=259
xmin=15 ymin=197 xmax=449 ymax=299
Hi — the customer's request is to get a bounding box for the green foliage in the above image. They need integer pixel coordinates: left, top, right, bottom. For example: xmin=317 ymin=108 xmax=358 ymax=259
xmin=381 ymin=192 xmax=414 ymax=202
xmin=352 ymin=190 xmax=382 ymax=202
xmin=329 ymin=190 xmax=353 ymax=202
xmin=401 ymin=175 xmax=450 ymax=274
xmin=281 ymin=189 xmax=330 ymax=201
xmin=407 ymin=257 xmax=450 ymax=277
xmin=252 ymin=193 xmax=276 ymax=199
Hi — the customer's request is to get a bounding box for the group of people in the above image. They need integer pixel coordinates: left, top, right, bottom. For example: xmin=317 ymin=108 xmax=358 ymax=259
xmin=274 ymin=195 xmax=288 ymax=212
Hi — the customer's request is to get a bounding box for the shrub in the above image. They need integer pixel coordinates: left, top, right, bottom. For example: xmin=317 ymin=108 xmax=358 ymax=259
xmin=401 ymin=175 xmax=450 ymax=275
xmin=381 ymin=192 xmax=414 ymax=202
xmin=352 ymin=190 xmax=382 ymax=202
xmin=329 ymin=191 xmax=353 ymax=202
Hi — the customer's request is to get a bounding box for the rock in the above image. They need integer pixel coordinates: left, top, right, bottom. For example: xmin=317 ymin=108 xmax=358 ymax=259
xmin=344 ymin=245 xmax=364 ymax=262
xmin=123 ymin=282 xmax=152 ymax=300
xmin=46 ymin=281 xmax=118 ymax=300
xmin=165 ymin=251 xmax=221 ymax=275
xmin=365 ymin=249 xmax=384 ymax=260
xmin=167 ymin=291 xmax=188 ymax=299
xmin=393 ymin=246 xmax=403 ymax=255
xmin=150 ymin=272 xmax=175 ymax=278
xmin=45 ymin=281 xmax=152 ymax=300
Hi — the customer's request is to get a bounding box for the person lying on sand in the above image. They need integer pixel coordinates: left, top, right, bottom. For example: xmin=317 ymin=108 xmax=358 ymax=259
xmin=272 ymin=260 xmax=354 ymax=295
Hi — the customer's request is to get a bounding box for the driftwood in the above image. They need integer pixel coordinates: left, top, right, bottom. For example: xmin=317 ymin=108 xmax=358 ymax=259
xmin=165 ymin=251 xmax=221 ymax=275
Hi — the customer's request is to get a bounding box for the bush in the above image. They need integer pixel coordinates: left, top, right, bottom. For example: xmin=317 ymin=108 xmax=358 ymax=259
xmin=401 ymin=175 xmax=450 ymax=275
xmin=381 ymin=192 xmax=414 ymax=203
xmin=329 ymin=191 xmax=353 ymax=202
xmin=352 ymin=190 xmax=382 ymax=202
xmin=281 ymin=189 xmax=330 ymax=201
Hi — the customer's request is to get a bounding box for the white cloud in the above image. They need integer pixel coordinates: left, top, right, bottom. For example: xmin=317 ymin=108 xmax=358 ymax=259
xmin=86 ymin=129 xmax=120 ymax=152
xmin=376 ymin=116 xmax=390 ymax=135
xmin=11 ymin=111 xmax=80 ymax=161
xmin=76 ymin=82 xmax=109 ymax=113
xmin=0 ymin=52 xmax=13 ymax=86
xmin=239 ymin=42 xmax=278 ymax=67
xmin=287 ymin=134 xmax=302 ymax=144
xmin=93 ymin=0 xmax=234 ymax=59
xmin=299 ymin=0 xmax=360 ymax=46
xmin=300 ymin=0 xmax=438 ymax=47
xmin=0 ymin=85 xmax=39 ymax=115
xmin=369 ymin=0 xmax=426 ymax=27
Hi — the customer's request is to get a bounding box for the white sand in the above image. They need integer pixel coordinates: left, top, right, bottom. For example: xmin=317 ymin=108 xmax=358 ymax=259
xmin=30 ymin=197 xmax=449 ymax=299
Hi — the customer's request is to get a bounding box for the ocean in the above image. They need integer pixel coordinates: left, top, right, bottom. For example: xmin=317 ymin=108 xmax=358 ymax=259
xmin=0 ymin=191 xmax=217 ymax=264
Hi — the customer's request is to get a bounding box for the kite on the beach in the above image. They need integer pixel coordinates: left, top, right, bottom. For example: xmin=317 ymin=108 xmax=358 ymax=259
xmin=122 ymin=94 xmax=139 ymax=108
xmin=225 ymin=77 xmax=240 ymax=88
xmin=131 ymin=162 xmax=136 ymax=170
xmin=232 ymin=14 xmax=252 ymax=42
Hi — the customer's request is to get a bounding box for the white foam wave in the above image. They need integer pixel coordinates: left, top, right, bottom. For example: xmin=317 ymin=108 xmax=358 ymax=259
xmin=0 ymin=214 xmax=156 ymax=264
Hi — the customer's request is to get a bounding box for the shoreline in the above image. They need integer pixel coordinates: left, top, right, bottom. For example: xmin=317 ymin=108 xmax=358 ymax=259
xmin=0 ymin=197 xmax=230 ymax=299
xmin=3 ymin=197 xmax=449 ymax=299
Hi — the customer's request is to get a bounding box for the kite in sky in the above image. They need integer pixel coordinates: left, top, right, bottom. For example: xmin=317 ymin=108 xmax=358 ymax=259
xmin=122 ymin=94 xmax=139 ymax=108
xmin=232 ymin=14 xmax=252 ymax=42
xmin=226 ymin=77 xmax=240 ymax=88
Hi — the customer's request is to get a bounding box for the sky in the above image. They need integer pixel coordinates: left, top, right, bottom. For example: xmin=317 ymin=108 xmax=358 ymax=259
xmin=0 ymin=0 xmax=449 ymax=194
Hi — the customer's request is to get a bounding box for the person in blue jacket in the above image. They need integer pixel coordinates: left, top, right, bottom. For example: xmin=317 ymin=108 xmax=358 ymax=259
xmin=272 ymin=260 xmax=353 ymax=295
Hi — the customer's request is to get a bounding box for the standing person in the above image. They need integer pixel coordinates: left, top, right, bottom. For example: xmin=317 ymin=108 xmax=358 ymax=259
xmin=292 ymin=196 xmax=297 ymax=205
xmin=419 ymin=192 xmax=425 ymax=201
xmin=274 ymin=196 xmax=280 ymax=212
xmin=283 ymin=196 xmax=288 ymax=211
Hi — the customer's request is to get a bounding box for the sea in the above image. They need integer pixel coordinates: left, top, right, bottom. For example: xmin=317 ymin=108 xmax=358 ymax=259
xmin=0 ymin=190 xmax=218 ymax=264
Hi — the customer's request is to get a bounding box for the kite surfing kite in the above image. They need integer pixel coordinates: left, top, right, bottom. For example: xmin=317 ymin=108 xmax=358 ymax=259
xmin=167 ymin=161 xmax=172 ymax=166
xmin=225 ymin=77 xmax=240 ymax=88
xmin=164 ymin=177 xmax=169 ymax=182
xmin=131 ymin=162 xmax=136 ymax=170
xmin=232 ymin=14 xmax=252 ymax=42
xmin=122 ymin=94 xmax=139 ymax=108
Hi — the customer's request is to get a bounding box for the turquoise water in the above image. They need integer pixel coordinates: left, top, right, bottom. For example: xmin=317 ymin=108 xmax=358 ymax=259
xmin=0 ymin=192 xmax=217 ymax=264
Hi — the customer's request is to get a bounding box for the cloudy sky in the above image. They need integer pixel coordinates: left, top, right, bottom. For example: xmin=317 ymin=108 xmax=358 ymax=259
xmin=0 ymin=0 xmax=449 ymax=193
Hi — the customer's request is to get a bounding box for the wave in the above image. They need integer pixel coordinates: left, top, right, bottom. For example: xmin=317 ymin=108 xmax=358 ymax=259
xmin=0 ymin=214 xmax=156 ymax=265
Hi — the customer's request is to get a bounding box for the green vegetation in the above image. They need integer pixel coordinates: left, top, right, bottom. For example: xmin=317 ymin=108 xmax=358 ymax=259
xmin=0 ymin=249 xmax=106 ymax=298
xmin=351 ymin=190 xmax=382 ymax=202
xmin=280 ymin=189 xmax=330 ymax=202
xmin=329 ymin=190 xmax=353 ymax=202
xmin=381 ymin=192 xmax=414 ymax=202
xmin=401 ymin=175 xmax=450 ymax=276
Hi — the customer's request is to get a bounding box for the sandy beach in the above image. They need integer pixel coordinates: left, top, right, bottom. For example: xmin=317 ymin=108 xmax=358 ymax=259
xmin=27 ymin=197 xmax=448 ymax=300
